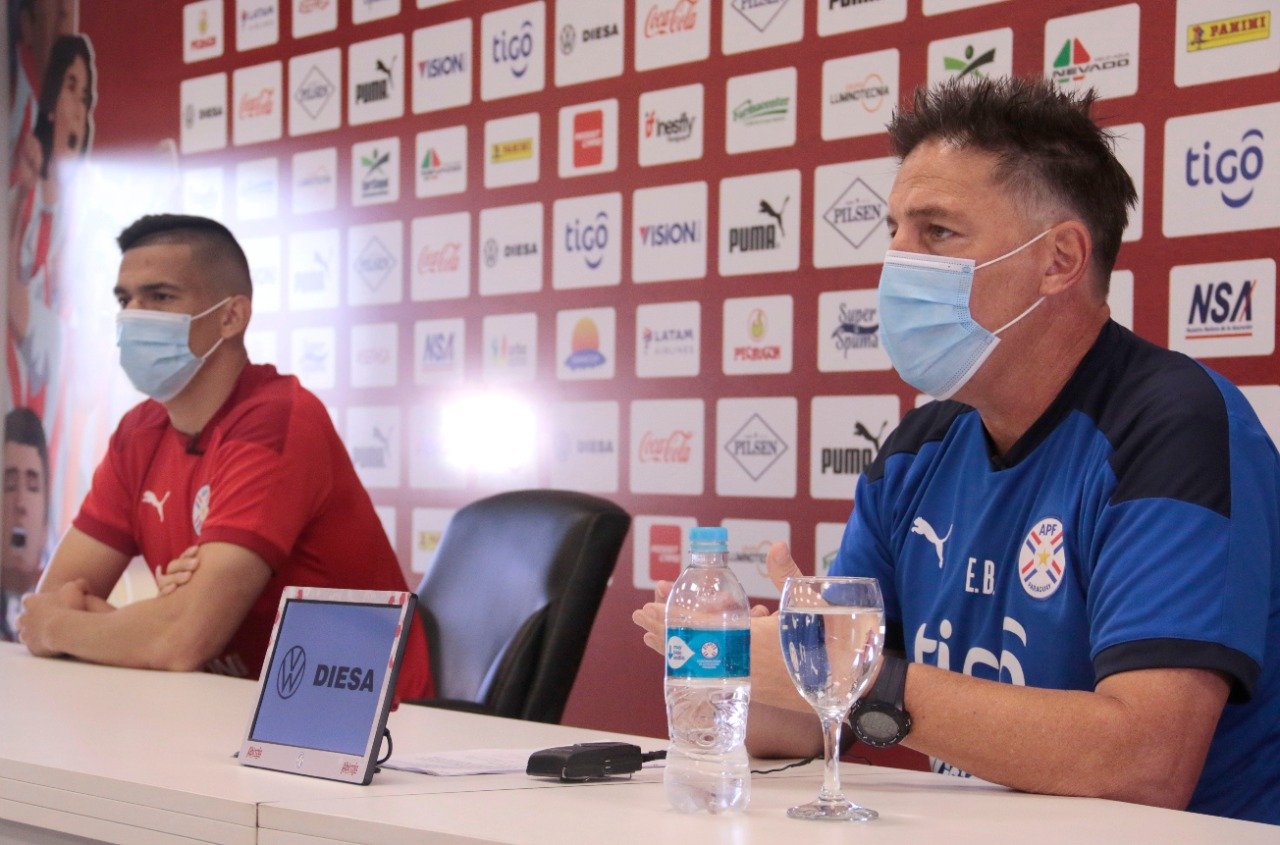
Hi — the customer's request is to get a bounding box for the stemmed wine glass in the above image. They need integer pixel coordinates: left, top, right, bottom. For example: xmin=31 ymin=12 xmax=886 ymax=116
xmin=778 ymin=575 xmax=885 ymax=821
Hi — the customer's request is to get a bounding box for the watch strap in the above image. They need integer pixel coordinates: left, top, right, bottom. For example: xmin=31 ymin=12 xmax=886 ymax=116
xmin=867 ymin=653 xmax=909 ymax=710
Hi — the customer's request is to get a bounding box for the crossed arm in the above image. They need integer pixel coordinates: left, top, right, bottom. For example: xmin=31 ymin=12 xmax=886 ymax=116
xmin=633 ymin=542 xmax=1230 ymax=811
xmin=17 ymin=527 xmax=272 ymax=672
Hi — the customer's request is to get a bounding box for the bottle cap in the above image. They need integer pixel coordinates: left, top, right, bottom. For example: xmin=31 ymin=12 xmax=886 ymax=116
xmin=689 ymin=526 xmax=728 ymax=553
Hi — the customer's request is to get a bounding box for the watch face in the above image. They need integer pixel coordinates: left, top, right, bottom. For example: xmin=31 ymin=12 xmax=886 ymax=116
xmin=858 ymin=708 xmax=901 ymax=741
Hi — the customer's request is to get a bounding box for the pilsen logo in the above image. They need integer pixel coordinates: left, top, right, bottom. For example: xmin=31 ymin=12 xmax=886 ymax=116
xmin=356 ymin=237 xmax=395 ymax=291
xmin=731 ymin=0 xmax=789 ymax=33
xmin=825 ymin=177 xmax=887 ymax=249
xmin=724 ymin=413 xmax=788 ymax=481
xmin=294 ymin=66 xmax=335 ymax=119
xmin=239 ymin=89 xmax=275 ymax=119
xmin=734 ymin=307 xmax=781 ymax=361
xmin=356 ymin=57 xmax=396 ymax=104
xmin=418 ymin=242 xmax=461 ymax=274
xmin=638 ymin=430 xmax=694 ymax=463
xmin=645 ymin=0 xmax=699 ymax=38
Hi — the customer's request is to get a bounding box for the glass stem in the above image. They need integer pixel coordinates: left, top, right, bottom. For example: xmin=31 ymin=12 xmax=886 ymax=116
xmin=818 ymin=713 xmax=844 ymax=804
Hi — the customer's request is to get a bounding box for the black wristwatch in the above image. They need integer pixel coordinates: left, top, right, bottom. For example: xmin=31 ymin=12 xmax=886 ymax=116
xmin=851 ymin=654 xmax=912 ymax=748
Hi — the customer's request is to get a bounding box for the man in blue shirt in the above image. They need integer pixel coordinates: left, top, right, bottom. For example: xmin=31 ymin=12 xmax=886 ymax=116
xmin=635 ymin=76 xmax=1279 ymax=823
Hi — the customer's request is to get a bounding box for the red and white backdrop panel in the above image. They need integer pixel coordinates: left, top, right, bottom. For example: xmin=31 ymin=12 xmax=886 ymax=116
xmin=57 ymin=0 xmax=1280 ymax=739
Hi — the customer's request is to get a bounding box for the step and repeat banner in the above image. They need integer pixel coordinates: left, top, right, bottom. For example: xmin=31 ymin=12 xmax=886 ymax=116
xmin=5 ymin=0 xmax=1279 ymax=736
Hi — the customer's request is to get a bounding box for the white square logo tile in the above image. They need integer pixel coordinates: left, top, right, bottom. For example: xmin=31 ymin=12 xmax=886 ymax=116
xmin=413 ymin=318 xmax=466 ymax=385
xmin=635 ymin=0 xmax=710 ymax=71
xmin=291 ymin=147 xmax=336 ymax=214
xmin=347 ymin=220 xmax=403 ymax=306
xmin=288 ymin=228 xmax=340 ymax=311
xmin=819 ymin=0 xmax=905 ymax=35
xmin=923 ymin=0 xmax=1011 ymax=14
xmin=632 ymin=181 xmax=707 ymax=283
xmin=632 ymin=515 xmax=697 ymax=589
xmin=638 ymin=83 xmax=703 ymax=167
xmin=184 ymin=0 xmax=224 ymax=63
xmin=716 ymin=397 xmax=797 ymax=498
xmin=415 ymin=125 xmax=467 ymax=198
xmin=1110 ymin=123 xmax=1144 ymax=242
xmin=351 ymin=136 xmax=400 ymax=206
xmin=722 ymin=295 xmax=793 ymax=376
xmin=553 ymin=192 xmax=622 ymax=289
xmin=813 ymin=157 xmax=896 ymax=268
xmin=234 ymin=157 xmax=277 ymax=221
xmin=348 ymin=34 xmax=405 ymax=125
xmin=821 ymin=50 xmax=898 ymax=141
xmin=346 ymin=406 xmax=401 ymax=488
xmin=721 ymin=518 xmax=790 ymax=600
xmin=928 ymin=28 xmax=1013 ymax=87
xmin=180 ymin=72 xmax=227 ymax=154
xmin=817 ymin=289 xmax=893 ymax=372
xmin=1044 ymin=5 xmax=1139 ymax=101
xmin=559 ymin=99 xmax=618 ymax=178
xmin=485 ymin=111 xmax=540 ymax=189
xmin=482 ymin=313 xmax=539 ymax=381
xmin=630 ymin=399 xmax=705 ymax=495
xmin=288 ymin=48 xmax=340 ymax=136
xmin=725 ymin=67 xmax=796 ymax=154
xmin=232 ymin=61 xmax=282 ymax=146
xmin=481 ymin=1 xmax=547 ymax=101
xmin=1163 ymin=103 xmax=1280 ymax=237
xmin=410 ymin=404 xmax=468 ymax=491
xmin=555 ymin=0 xmax=625 ymax=87
xmin=810 ymin=394 xmax=899 ymax=500
xmin=722 ymin=0 xmax=802 ymax=55
xmin=182 ymin=167 xmax=224 ymax=218
xmin=718 ymin=169 xmax=800 ymax=276
xmin=814 ymin=522 xmax=848 ymax=576
xmin=236 ymin=0 xmax=278 ymax=51
xmin=412 ymin=18 xmax=472 ymax=114
xmin=556 ymin=307 xmax=616 ymax=380
xmin=353 ymin=0 xmax=399 ymax=24
xmin=350 ymin=322 xmax=398 ymax=388
xmin=242 ymin=235 xmax=282 ymax=312
xmin=411 ymin=211 xmax=470 ymax=301
xmin=1175 ymin=0 xmax=1280 ymax=87
xmin=548 ymin=401 xmax=620 ymax=492
xmin=1168 ymin=259 xmax=1276 ymax=358
xmin=289 ymin=326 xmax=336 ymax=390
xmin=478 ymin=202 xmax=544 ymax=296
xmin=1240 ymin=384 xmax=1280 ymax=447
xmin=292 ymin=0 xmax=337 ymax=38
xmin=1108 ymin=270 xmax=1134 ymax=330
xmin=636 ymin=300 xmax=700 ymax=378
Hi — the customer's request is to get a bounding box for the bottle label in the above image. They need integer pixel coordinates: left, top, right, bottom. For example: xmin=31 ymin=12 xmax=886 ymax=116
xmin=665 ymin=628 xmax=750 ymax=679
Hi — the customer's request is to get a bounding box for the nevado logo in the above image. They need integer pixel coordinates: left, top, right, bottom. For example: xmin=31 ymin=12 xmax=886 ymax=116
xmin=420 ymin=147 xmax=461 ymax=181
xmin=294 ymin=65 xmax=334 ymax=119
xmin=1185 ymin=128 xmax=1265 ymax=208
xmin=1051 ymin=37 xmax=1130 ymax=85
xmin=493 ymin=19 xmax=535 ymax=78
xmin=728 ymin=196 xmax=789 ymax=253
xmin=565 ymin=211 xmax=609 ymax=270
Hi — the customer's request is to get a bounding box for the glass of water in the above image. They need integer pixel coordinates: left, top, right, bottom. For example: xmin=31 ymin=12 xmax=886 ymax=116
xmin=779 ymin=576 xmax=885 ymax=821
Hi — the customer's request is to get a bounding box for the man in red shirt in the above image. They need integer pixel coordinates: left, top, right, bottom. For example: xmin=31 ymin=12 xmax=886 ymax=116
xmin=15 ymin=214 xmax=432 ymax=702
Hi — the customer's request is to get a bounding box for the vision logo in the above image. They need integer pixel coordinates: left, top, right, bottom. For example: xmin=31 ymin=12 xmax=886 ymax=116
xmin=1188 ymin=12 xmax=1271 ymax=51
xmin=831 ymin=303 xmax=879 ymax=355
xmin=1185 ymin=129 xmax=1265 ymax=208
xmin=729 ymin=197 xmax=788 ymax=253
xmin=564 ymin=318 xmax=606 ymax=370
xmin=356 ymin=57 xmax=396 ymax=104
xmin=731 ymin=96 xmax=790 ymax=126
xmin=420 ymin=53 xmax=465 ymax=79
xmin=276 ymin=645 xmax=307 ymax=699
xmin=824 ymin=177 xmax=887 ymax=249
xmin=565 ymin=211 xmax=609 ymax=270
xmin=1185 ymin=279 xmax=1256 ymax=340
xmin=493 ymin=20 xmax=535 ymax=78
xmin=945 ymin=44 xmax=996 ymax=79
xmin=640 ymin=220 xmax=700 ymax=246
xmin=731 ymin=0 xmax=789 ymax=33
xmin=821 ymin=420 xmax=886 ymax=477
xmin=294 ymin=66 xmax=334 ymax=119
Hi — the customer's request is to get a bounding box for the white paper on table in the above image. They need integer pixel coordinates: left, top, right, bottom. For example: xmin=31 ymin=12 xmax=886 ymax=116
xmin=382 ymin=748 xmax=536 ymax=776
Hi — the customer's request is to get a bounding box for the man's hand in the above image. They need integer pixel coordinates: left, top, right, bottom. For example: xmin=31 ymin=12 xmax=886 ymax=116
xmin=156 ymin=546 xmax=200 ymax=596
xmin=17 ymin=579 xmax=92 ymax=656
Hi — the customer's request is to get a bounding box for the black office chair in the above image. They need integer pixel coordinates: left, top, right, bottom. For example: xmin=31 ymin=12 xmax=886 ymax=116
xmin=410 ymin=489 xmax=631 ymax=723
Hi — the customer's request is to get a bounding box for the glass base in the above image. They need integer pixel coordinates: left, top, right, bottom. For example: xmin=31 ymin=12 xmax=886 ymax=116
xmin=786 ymin=799 xmax=879 ymax=822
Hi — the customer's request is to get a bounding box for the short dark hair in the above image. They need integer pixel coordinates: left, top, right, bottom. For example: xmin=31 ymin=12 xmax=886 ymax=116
xmin=117 ymin=214 xmax=253 ymax=298
xmin=34 ymin=34 xmax=95 ymax=179
xmin=887 ymin=76 xmax=1137 ymax=292
xmin=4 ymin=407 xmax=49 ymax=491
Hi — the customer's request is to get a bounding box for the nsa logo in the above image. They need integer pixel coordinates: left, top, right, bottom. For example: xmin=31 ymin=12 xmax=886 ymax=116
xmin=1019 ymin=517 xmax=1067 ymax=600
xmin=277 ymin=645 xmax=307 ymax=699
xmin=824 ymin=177 xmax=887 ymax=249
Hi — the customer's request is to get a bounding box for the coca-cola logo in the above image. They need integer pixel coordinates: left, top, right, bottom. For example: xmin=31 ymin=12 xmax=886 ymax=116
xmin=645 ymin=0 xmax=698 ymax=38
xmin=639 ymin=430 xmax=693 ymax=463
xmin=239 ymin=88 xmax=275 ymax=119
xmin=418 ymin=242 xmax=461 ymax=274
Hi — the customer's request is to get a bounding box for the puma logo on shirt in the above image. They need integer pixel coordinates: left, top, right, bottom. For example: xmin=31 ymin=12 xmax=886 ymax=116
xmin=912 ymin=516 xmax=952 ymax=568
xmin=142 ymin=490 xmax=170 ymax=522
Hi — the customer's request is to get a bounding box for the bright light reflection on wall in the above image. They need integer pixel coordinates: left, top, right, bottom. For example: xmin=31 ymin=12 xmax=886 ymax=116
xmin=440 ymin=392 xmax=537 ymax=477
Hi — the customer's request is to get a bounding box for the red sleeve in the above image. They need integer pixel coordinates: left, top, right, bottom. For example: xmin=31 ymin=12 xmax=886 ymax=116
xmin=196 ymin=392 xmax=333 ymax=570
xmin=72 ymin=427 xmax=140 ymax=557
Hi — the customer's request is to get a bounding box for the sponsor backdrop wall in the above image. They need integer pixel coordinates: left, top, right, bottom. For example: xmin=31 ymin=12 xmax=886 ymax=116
xmin=46 ymin=0 xmax=1280 ymax=742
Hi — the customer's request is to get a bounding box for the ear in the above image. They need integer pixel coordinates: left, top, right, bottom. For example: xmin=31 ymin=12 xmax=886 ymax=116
xmin=220 ymin=295 xmax=252 ymax=338
xmin=1039 ymin=221 xmax=1091 ymax=297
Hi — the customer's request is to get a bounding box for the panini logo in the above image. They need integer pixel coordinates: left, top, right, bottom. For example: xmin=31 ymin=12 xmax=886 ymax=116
xmin=731 ymin=97 xmax=790 ymax=126
xmin=1188 ymin=12 xmax=1271 ymax=51
xmin=492 ymin=138 xmax=534 ymax=163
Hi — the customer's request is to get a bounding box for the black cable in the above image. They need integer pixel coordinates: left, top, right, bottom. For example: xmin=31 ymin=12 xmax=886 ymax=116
xmin=640 ymin=750 xmax=666 ymax=763
xmin=377 ymin=728 xmax=393 ymax=764
xmin=751 ymin=755 xmax=817 ymax=775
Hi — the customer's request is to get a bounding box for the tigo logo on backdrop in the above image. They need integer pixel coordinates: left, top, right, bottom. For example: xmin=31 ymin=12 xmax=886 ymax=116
xmin=411 ymin=211 xmax=470 ymax=302
xmin=348 ymin=34 xmax=404 ymax=124
xmin=555 ymin=0 xmax=624 ymax=86
xmin=724 ymin=296 xmax=792 ymax=375
xmin=415 ymin=126 xmax=467 ymax=198
xmin=412 ymin=18 xmax=472 ymax=114
xmin=719 ymin=170 xmax=800 ymax=276
xmin=414 ymin=319 xmax=464 ymax=385
xmin=236 ymin=0 xmax=278 ymax=51
xmin=481 ymin=2 xmax=546 ymax=101
xmin=478 ymin=202 xmax=544 ymax=296
xmin=725 ymin=67 xmax=796 ymax=154
xmin=822 ymin=48 xmax=898 ymax=141
xmin=636 ymin=300 xmax=700 ymax=378
xmin=291 ymin=147 xmax=336 ymax=214
xmin=232 ymin=62 xmax=282 ymax=145
xmin=347 ymin=220 xmax=402 ymax=306
xmin=553 ymin=192 xmax=622 ymax=289
xmin=716 ymin=398 xmax=797 ymax=497
xmin=635 ymin=0 xmax=709 ymax=71
xmin=185 ymin=0 xmax=224 ymax=62
xmin=928 ymin=28 xmax=1012 ymax=86
xmin=1168 ymin=259 xmax=1276 ymax=358
xmin=818 ymin=289 xmax=892 ymax=372
xmin=559 ymin=100 xmax=618 ymax=178
xmin=810 ymin=395 xmax=899 ymax=499
xmin=565 ymin=213 xmax=609 ymax=269
xmin=484 ymin=111 xmax=539 ymax=189
xmin=351 ymin=137 xmax=399 ymax=206
xmin=632 ymin=181 xmax=707 ymax=283
xmin=179 ymin=73 xmax=227 ymax=154
xmin=1043 ymin=5 xmax=1138 ymax=100
xmin=630 ymin=399 xmax=705 ymax=495
xmin=1164 ymin=103 xmax=1280 ymax=236
xmin=638 ymin=84 xmax=703 ymax=166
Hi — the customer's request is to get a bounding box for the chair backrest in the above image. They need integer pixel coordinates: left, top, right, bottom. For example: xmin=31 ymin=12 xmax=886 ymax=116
xmin=414 ymin=489 xmax=630 ymax=723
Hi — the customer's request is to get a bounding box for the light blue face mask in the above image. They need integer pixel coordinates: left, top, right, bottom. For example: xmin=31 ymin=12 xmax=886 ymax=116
xmin=116 ymin=298 xmax=231 ymax=402
xmin=877 ymin=231 xmax=1051 ymax=400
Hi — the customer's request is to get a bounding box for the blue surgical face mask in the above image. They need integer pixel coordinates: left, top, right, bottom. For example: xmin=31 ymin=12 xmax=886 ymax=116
xmin=116 ymin=298 xmax=231 ymax=402
xmin=877 ymin=230 xmax=1051 ymax=400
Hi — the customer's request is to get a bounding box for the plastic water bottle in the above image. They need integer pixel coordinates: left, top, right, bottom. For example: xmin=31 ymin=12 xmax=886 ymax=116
xmin=664 ymin=526 xmax=751 ymax=814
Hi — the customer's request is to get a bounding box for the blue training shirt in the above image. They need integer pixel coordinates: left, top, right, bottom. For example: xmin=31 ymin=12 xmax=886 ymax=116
xmin=832 ymin=320 xmax=1280 ymax=824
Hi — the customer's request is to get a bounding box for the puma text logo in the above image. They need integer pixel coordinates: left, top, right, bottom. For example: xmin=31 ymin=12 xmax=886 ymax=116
xmin=911 ymin=516 xmax=952 ymax=568
xmin=142 ymin=490 xmax=171 ymax=522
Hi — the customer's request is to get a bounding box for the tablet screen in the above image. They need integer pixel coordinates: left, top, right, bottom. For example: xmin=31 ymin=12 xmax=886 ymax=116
xmin=249 ymin=599 xmax=402 ymax=756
